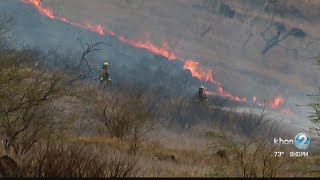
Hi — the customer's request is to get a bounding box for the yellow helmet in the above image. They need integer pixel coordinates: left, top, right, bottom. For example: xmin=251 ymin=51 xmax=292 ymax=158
xmin=103 ymin=61 xmax=109 ymax=67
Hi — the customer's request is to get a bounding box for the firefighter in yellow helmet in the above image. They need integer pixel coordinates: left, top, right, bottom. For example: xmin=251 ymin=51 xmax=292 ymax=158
xmin=194 ymin=86 xmax=208 ymax=103
xmin=99 ymin=61 xmax=111 ymax=87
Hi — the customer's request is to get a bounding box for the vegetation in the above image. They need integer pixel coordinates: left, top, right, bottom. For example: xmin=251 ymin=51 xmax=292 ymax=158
xmin=0 ymin=16 xmax=319 ymax=178
xmin=308 ymin=56 xmax=320 ymax=137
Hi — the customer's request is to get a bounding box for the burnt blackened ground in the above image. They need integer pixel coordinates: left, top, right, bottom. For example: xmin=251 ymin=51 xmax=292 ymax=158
xmin=1 ymin=0 xmax=317 ymax=136
xmin=2 ymin=0 xmax=249 ymax=105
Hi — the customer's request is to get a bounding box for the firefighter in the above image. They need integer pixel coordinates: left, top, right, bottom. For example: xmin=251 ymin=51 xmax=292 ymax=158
xmin=194 ymin=86 xmax=208 ymax=103
xmin=99 ymin=61 xmax=111 ymax=87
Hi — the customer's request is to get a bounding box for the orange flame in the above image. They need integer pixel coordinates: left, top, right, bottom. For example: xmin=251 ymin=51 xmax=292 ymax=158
xmin=22 ymin=0 xmax=55 ymax=19
xmin=117 ymin=35 xmax=177 ymax=60
xmin=21 ymin=0 xmax=106 ymax=35
xmin=269 ymin=96 xmax=285 ymax=109
xmin=20 ymin=0 xmax=296 ymax=115
xmin=183 ymin=59 xmax=247 ymax=102
xmin=183 ymin=60 xmax=213 ymax=82
xmin=22 ymin=0 xmax=177 ymax=59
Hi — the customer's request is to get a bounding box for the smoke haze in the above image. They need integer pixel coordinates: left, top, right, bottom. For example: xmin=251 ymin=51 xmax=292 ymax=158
xmin=1 ymin=0 xmax=320 ymax=129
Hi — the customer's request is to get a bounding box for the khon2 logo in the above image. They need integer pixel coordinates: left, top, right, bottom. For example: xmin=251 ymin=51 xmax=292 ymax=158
xmin=274 ymin=133 xmax=310 ymax=150
xmin=294 ymin=133 xmax=310 ymax=150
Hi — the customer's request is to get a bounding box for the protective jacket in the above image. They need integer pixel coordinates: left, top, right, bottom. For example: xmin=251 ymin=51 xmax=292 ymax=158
xmin=99 ymin=69 xmax=110 ymax=81
xmin=194 ymin=91 xmax=208 ymax=103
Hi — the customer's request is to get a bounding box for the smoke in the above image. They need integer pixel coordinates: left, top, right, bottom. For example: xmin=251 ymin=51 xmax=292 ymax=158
xmin=1 ymin=0 xmax=319 ymax=128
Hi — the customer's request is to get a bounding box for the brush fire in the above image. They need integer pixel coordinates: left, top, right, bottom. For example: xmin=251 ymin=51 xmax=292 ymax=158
xmin=21 ymin=0 xmax=294 ymax=115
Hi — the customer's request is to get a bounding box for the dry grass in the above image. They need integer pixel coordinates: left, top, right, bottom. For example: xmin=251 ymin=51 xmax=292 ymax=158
xmin=53 ymin=133 xmax=320 ymax=177
xmin=0 ymin=47 xmax=316 ymax=177
xmin=17 ymin=141 xmax=139 ymax=178
xmin=0 ymin=16 xmax=319 ymax=178
xmin=68 ymin=135 xmax=217 ymax=177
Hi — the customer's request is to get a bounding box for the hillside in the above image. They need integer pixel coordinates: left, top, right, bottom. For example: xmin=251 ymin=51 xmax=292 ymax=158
xmin=42 ymin=0 xmax=320 ymax=102
xmin=0 ymin=0 xmax=319 ymax=178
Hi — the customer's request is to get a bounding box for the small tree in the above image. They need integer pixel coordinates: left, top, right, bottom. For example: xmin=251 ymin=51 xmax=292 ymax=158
xmin=207 ymin=133 xmax=284 ymax=178
xmin=87 ymin=88 xmax=154 ymax=140
xmin=0 ymin=48 xmax=66 ymax=155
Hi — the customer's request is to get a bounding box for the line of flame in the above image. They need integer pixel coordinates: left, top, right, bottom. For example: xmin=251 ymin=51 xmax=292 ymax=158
xmin=20 ymin=0 xmax=293 ymax=115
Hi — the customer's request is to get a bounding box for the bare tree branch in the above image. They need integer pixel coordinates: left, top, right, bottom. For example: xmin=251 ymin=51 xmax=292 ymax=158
xmin=75 ymin=39 xmax=111 ymax=72
xmin=200 ymin=18 xmax=214 ymax=37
